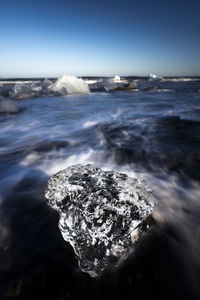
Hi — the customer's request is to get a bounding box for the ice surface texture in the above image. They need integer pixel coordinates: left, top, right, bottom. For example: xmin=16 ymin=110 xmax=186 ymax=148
xmin=45 ymin=165 xmax=156 ymax=277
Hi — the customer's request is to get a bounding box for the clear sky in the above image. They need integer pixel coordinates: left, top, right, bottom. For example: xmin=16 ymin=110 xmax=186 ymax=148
xmin=0 ymin=0 xmax=200 ymax=77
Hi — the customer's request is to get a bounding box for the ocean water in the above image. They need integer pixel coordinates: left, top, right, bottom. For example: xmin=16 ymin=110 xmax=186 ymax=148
xmin=0 ymin=77 xmax=200 ymax=299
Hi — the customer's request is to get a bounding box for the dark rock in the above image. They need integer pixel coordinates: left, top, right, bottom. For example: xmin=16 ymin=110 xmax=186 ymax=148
xmin=45 ymin=164 xmax=157 ymax=277
xmin=5 ymin=279 xmax=23 ymax=297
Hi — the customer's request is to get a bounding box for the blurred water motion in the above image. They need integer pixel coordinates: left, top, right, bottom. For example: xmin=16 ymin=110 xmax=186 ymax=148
xmin=0 ymin=79 xmax=200 ymax=299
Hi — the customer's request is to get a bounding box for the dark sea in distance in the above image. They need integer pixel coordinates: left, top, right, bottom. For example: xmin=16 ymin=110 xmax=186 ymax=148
xmin=0 ymin=76 xmax=200 ymax=299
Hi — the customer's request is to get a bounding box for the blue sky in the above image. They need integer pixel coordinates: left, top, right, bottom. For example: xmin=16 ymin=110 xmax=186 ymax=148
xmin=0 ymin=0 xmax=200 ymax=77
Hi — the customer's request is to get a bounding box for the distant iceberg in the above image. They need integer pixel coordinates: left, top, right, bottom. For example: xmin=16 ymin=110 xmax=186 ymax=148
xmin=50 ymin=75 xmax=90 ymax=95
xmin=113 ymin=75 xmax=121 ymax=82
xmin=88 ymin=77 xmax=135 ymax=92
xmin=148 ymin=74 xmax=162 ymax=81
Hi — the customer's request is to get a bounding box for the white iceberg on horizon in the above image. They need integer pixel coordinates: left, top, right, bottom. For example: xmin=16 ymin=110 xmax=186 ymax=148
xmin=148 ymin=74 xmax=162 ymax=81
xmin=113 ymin=75 xmax=121 ymax=82
xmin=50 ymin=75 xmax=90 ymax=95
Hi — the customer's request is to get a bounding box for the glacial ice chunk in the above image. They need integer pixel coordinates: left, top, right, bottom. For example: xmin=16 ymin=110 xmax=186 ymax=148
xmin=10 ymin=83 xmax=37 ymax=100
xmin=102 ymin=78 xmax=118 ymax=91
xmin=113 ymin=75 xmax=121 ymax=82
xmin=102 ymin=78 xmax=135 ymax=91
xmin=148 ymin=74 xmax=162 ymax=82
xmin=49 ymin=75 xmax=90 ymax=95
xmin=45 ymin=164 xmax=157 ymax=277
xmin=42 ymin=78 xmax=52 ymax=87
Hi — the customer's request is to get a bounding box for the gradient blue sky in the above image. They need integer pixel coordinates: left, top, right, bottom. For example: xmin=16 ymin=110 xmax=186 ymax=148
xmin=0 ymin=0 xmax=200 ymax=77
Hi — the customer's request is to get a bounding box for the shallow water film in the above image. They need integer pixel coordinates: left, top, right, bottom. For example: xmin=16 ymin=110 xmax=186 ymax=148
xmin=0 ymin=77 xmax=200 ymax=299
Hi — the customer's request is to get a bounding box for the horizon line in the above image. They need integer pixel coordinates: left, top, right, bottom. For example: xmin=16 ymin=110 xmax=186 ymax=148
xmin=1 ymin=74 xmax=200 ymax=80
